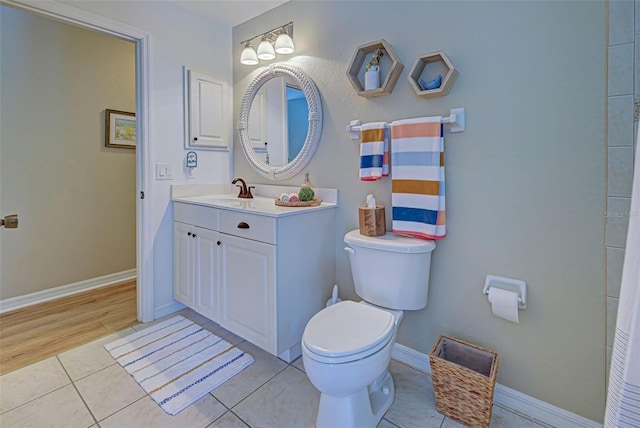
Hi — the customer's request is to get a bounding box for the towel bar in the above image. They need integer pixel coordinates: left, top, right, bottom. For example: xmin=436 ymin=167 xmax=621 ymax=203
xmin=346 ymin=107 xmax=465 ymax=140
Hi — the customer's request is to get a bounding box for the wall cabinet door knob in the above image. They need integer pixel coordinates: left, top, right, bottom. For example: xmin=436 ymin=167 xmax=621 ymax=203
xmin=192 ymin=234 xmax=197 ymax=238
xmin=193 ymin=137 xmax=198 ymax=141
xmin=217 ymin=241 xmax=221 ymax=245
xmin=187 ymin=232 xmax=192 ymax=236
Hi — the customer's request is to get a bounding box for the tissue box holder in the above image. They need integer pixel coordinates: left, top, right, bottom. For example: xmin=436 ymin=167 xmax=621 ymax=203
xmin=430 ymin=335 xmax=499 ymax=428
xmin=358 ymin=206 xmax=386 ymax=236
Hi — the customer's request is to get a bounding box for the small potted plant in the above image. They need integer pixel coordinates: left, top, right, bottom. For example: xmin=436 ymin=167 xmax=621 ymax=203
xmin=364 ymin=49 xmax=384 ymax=90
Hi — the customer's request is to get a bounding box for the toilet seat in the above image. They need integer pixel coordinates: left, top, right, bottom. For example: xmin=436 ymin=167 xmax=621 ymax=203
xmin=302 ymin=301 xmax=395 ymax=364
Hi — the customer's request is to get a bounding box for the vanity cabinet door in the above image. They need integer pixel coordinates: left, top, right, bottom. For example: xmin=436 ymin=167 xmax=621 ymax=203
xmin=193 ymin=227 xmax=220 ymax=323
xmin=174 ymin=221 xmax=195 ymax=307
xmin=219 ymin=233 xmax=276 ymax=354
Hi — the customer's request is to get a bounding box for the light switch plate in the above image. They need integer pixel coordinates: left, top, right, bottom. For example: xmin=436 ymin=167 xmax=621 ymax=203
xmin=156 ymin=163 xmax=173 ymax=180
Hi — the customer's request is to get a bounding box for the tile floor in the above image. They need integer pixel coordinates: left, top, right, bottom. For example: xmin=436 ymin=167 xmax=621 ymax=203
xmin=0 ymin=309 xmax=550 ymax=428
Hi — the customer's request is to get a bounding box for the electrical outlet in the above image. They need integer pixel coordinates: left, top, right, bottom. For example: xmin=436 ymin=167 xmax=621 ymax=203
xmin=156 ymin=163 xmax=173 ymax=180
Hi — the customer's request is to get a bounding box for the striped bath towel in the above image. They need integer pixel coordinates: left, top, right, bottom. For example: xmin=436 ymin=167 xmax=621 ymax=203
xmin=360 ymin=122 xmax=389 ymax=181
xmin=391 ymin=116 xmax=446 ymax=240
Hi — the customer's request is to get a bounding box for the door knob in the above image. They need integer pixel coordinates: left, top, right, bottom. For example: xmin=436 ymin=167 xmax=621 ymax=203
xmin=1 ymin=214 xmax=18 ymax=229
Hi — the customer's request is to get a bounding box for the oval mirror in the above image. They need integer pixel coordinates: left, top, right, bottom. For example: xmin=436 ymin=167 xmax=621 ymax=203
xmin=238 ymin=63 xmax=322 ymax=180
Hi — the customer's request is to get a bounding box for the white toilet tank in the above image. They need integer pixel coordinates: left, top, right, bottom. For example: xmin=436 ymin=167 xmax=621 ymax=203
xmin=344 ymin=229 xmax=436 ymax=310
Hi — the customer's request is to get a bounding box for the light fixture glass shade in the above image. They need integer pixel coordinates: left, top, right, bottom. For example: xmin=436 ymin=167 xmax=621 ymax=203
xmin=257 ymin=38 xmax=276 ymax=60
xmin=240 ymin=44 xmax=259 ymax=65
xmin=275 ymin=32 xmax=295 ymax=54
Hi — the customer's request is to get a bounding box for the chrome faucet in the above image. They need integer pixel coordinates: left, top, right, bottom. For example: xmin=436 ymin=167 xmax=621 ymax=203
xmin=232 ymin=178 xmax=254 ymax=199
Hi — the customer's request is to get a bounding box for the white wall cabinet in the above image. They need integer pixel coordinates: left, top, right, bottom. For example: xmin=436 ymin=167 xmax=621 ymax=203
xmin=184 ymin=68 xmax=229 ymax=149
xmin=173 ymin=200 xmax=336 ymax=362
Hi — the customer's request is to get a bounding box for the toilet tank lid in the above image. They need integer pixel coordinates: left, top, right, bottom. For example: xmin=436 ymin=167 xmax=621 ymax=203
xmin=344 ymin=230 xmax=436 ymax=254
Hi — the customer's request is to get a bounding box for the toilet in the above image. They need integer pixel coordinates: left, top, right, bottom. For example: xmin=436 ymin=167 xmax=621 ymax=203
xmin=302 ymin=229 xmax=436 ymax=428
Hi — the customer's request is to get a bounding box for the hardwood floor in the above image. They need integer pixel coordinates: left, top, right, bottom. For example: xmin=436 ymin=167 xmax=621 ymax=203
xmin=0 ymin=281 xmax=138 ymax=374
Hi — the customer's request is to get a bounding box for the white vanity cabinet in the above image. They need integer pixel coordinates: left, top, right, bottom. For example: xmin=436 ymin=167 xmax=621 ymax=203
xmin=172 ymin=198 xmax=336 ymax=362
xmin=173 ymin=203 xmax=220 ymax=322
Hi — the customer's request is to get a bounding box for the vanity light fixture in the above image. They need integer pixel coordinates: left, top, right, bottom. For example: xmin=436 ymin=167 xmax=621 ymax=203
xmin=240 ymin=42 xmax=259 ymax=65
xmin=257 ymin=36 xmax=276 ymax=60
xmin=239 ymin=22 xmax=294 ymax=65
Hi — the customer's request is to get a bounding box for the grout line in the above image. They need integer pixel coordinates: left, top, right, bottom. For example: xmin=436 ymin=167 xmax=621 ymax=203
xmin=227 ymin=364 xmax=289 ymax=411
xmin=57 ymin=355 xmax=100 ymax=426
xmin=229 ymin=409 xmax=252 ymax=427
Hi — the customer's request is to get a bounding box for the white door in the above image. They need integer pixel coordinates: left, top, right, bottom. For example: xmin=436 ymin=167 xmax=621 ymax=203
xmin=219 ymin=233 xmax=276 ymax=353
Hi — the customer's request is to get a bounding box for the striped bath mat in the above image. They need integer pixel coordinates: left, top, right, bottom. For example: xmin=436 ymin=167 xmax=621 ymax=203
xmin=105 ymin=315 xmax=254 ymax=415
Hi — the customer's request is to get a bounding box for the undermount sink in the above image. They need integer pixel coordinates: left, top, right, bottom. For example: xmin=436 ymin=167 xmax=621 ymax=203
xmin=190 ymin=194 xmax=278 ymax=211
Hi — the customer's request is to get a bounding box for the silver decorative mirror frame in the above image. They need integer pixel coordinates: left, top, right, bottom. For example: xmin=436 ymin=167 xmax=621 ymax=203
xmin=238 ymin=63 xmax=322 ymax=180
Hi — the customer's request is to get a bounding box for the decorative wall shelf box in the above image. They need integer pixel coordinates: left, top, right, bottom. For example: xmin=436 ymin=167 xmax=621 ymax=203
xmin=346 ymin=39 xmax=404 ymax=98
xmin=408 ymin=51 xmax=457 ymax=98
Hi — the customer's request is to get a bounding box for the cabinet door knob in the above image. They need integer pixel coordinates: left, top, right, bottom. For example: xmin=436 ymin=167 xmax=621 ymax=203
xmin=237 ymin=222 xmax=250 ymax=229
xmin=217 ymin=241 xmax=221 ymax=245
xmin=187 ymin=232 xmax=192 ymax=236
xmin=192 ymin=234 xmax=197 ymax=238
xmin=193 ymin=137 xmax=198 ymax=141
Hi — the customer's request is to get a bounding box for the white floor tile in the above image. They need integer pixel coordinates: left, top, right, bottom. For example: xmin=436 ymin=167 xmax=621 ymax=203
xmin=233 ymin=366 xmax=319 ymax=428
xmin=58 ymin=328 xmax=135 ymax=381
xmin=202 ymin=321 xmax=245 ymax=346
xmin=0 ymin=384 xmax=94 ymax=428
xmin=74 ymin=363 xmax=145 ymax=421
xmin=0 ymin=356 xmax=70 ymax=413
xmin=100 ymin=394 xmax=226 ymax=428
xmin=211 ymin=340 xmax=287 ymax=409
xmin=384 ymin=361 xmax=444 ymax=428
xmin=291 ymin=356 xmax=305 ymax=373
xmin=208 ymin=411 xmax=251 ymax=428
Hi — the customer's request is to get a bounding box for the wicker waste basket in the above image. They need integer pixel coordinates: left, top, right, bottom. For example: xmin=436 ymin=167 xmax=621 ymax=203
xmin=429 ymin=335 xmax=499 ymax=428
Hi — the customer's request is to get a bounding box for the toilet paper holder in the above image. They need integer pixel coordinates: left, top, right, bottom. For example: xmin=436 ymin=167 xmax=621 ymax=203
xmin=482 ymin=275 xmax=527 ymax=310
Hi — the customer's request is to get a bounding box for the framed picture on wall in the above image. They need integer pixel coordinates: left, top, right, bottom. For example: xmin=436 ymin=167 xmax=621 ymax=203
xmin=105 ymin=109 xmax=136 ymax=149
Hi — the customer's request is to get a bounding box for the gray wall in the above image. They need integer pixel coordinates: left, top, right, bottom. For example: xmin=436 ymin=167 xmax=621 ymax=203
xmin=0 ymin=6 xmax=136 ymax=299
xmin=233 ymin=1 xmax=607 ymax=422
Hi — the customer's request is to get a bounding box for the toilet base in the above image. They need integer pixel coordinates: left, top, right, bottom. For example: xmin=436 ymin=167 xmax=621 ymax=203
xmin=316 ymin=370 xmax=395 ymax=428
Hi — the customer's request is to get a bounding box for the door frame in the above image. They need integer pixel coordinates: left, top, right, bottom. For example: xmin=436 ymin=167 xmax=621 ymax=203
xmin=2 ymin=0 xmax=154 ymax=322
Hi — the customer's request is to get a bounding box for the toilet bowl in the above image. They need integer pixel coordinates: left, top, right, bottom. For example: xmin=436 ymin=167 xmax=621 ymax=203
xmin=302 ymin=230 xmax=435 ymax=428
xmin=302 ymin=300 xmax=402 ymax=428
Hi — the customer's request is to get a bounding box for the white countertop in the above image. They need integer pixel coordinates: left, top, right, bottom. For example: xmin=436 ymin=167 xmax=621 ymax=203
xmin=171 ymin=184 xmax=338 ymax=218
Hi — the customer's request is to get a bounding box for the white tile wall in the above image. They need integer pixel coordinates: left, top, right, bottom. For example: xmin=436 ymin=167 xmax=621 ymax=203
xmin=606 ymin=0 xmax=638 ymax=384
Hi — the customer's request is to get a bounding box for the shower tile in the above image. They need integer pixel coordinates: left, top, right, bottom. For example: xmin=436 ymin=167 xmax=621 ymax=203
xmin=608 ymin=96 xmax=634 ymax=146
xmin=606 ymin=197 xmax=632 ymax=247
xmin=610 ymin=0 xmax=634 ymax=45
xmin=609 ymin=43 xmax=634 ymax=96
xmin=606 ymin=247 xmax=625 ymax=297
xmin=608 ymin=147 xmax=635 ymax=197
xmin=607 ymin=297 xmax=619 ymax=348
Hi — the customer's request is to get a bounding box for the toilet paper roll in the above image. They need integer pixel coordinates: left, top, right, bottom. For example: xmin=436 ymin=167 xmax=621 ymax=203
xmin=488 ymin=287 xmax=519 ymax=323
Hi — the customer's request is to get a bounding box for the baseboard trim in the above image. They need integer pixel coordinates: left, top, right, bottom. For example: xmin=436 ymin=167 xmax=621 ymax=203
xmin=0 ymin=269 xmax=137 ymax=314
xmin=391 ymin=343 xmax=602 ymax=428
xmin=154 ymin=301 xmax=186 ymax=319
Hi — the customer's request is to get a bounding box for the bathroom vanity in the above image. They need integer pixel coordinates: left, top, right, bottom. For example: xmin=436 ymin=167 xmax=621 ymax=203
xmin=171 ymin=184 xmax=337 ymax=362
